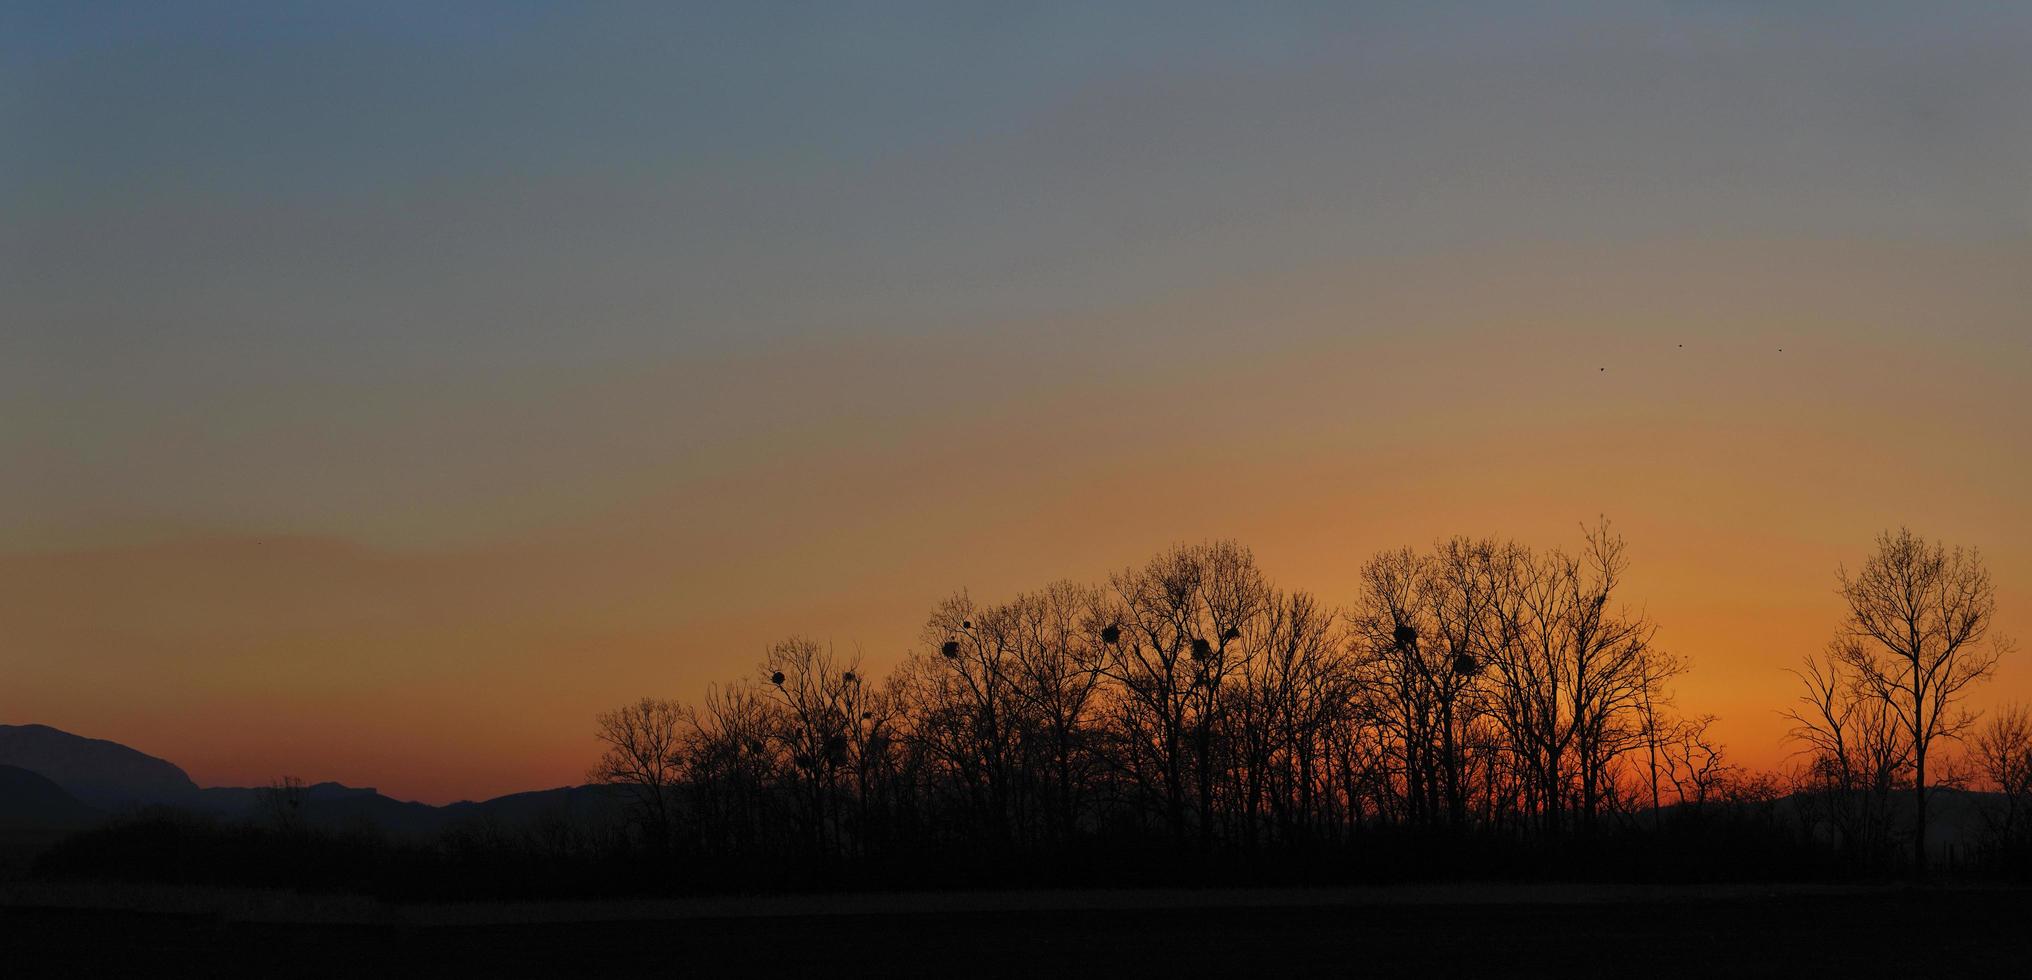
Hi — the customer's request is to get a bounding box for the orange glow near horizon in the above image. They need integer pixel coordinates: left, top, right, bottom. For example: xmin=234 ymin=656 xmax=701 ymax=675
xmin=6 ymin=240 xmax=2028 ymax=804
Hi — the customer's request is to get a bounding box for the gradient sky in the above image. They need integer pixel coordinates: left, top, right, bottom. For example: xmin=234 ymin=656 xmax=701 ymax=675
xmin=4 ymin=2 xmax=2028 ymax=803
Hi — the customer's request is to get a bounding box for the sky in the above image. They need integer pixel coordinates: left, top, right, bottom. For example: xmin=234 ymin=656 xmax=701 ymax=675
xmin=3 ymin=2 xmax=2028 ymax=804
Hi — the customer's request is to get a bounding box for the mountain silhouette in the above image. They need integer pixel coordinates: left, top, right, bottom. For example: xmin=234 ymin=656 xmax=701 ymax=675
xmin=0 ymin=724 xmax=626 ymax=837
xmin=177 ymin=782 xmax=626 ymax=836
xmin=0 ymin=724 xmax=199 ymax=808
xmin=440 ymin=784 xmax=623 ymax=824
xmin=0 ymin=765 xmax=100 ymax=829
xmin=189 ymin=782 xmax=463 ymax=835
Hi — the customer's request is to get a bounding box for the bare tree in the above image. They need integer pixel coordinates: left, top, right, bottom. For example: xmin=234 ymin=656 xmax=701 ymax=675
xmin=1230 ymin=588 xmax=1349 ymax=844
xmin=1102 ymin=540 xmax=1269 ymax=845
xmin=1833 ymin=528 xmax=2008 ymax=874
xmin=1484 ymin=521 xmax=1673 ymax=836
xmin=685 ymin=681 xmax=783 ymax=855
xmin=590 ymin=697 xmax=689 ymax=850
xmin=761 ymin=637 xmax=861 ymax=857
xmin=1004 ymin=581 xmax=1112 ymax=845
xmin=1421 ymin=537 xmax=1514 ymax=827
xmin=1660 ymin=714 xmax=1733 ymax=811
xmin=1970 ymin=704 xmax=2032 ymax=865
xmin=257 ymin=775 xmax=308 ymax=834
xmin=1783 ymin=646 xmax=1910 ymax=866
xmin=1555 ymin=522 xmax=1669 ymax=833
xmin=912 ymin=592 xmax=1023 ymax=842
xmin=1351 ymin=547 xmax=1442 ymax=828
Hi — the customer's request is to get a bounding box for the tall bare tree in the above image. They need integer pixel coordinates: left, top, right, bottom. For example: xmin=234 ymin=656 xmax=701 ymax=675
xmin=591 ymin=697 xmax=690 ymax=850
xmin=761 ymin=637 xmax=862 ymax=856
xmin=686 ymin=681 xmax=784 ymax=855
xmin=1003 ymin=581 xmax=1112 ymax=844
xmin=1351 ymin=546 xmax=1442 ymax=827
xmin=1551 ymin=522 xmax=1669 ymax=832
xmin=1969 ymin=704 xmax=2032 ymax=866
xmin=1833 ymin=528 xmax=2008 ymax=874
xmin=1784 ymin=646 xmax=1910 ymax=867
xmin=1231 ymin=588 xmax=1349 ymax=843
xmin=1103 ymin=540 xmax=1269 ymax=844
xmin=913 ymin=591 xmax=1023 ymax=842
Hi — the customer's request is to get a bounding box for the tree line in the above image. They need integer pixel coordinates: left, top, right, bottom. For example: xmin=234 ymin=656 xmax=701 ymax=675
xmin=31 ymin=523 xmax=2023 ymax=900
xmin=594 ymin=522 xmax=2026 ymax=884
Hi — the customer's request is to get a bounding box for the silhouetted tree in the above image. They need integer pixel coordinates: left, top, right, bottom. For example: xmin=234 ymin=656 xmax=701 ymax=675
xmin=1784 ymin=646 xmax=1910 ymax=868
xmin=683 ymin=681 xmax=783 ymax=856
xmin=1971 ymin=704 xmax=2032 ymax=870
xmin=257 ymin=775 xmax=308 ymax=834
xmin=572 ymin=524 xmax=1880 ymax=891
xmin=1229 ymin=588 xmax=1349 ymax=845
xmin=1003 ymin=581 xmax=1112 ymax=846
xmin=761 ymin=637 xmax=862 ymax=858
xmin=1545 ymin=521 xmax=1671 ymax=833
xmin=1833 ymin=528 xmax=2008 ymax=875
xmin=1352 ymin=546 xmax=1444 ymax=828
xmin=1102 ymin=541 xmax=1269 ymax=846
xmin=1661 ymin=715 xmax=1733 ymax=812
xmin=591 ymin=698 xmax=689 ymax=851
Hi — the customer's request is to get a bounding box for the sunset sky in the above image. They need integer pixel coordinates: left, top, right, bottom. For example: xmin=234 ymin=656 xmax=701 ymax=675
xmin=4 ymin=3 xmax=2028 ymax=804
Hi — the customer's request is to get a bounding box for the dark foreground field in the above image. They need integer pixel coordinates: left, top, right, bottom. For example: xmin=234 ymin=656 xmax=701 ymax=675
xmin=4 ymin=883 xmax=2027 ymax=978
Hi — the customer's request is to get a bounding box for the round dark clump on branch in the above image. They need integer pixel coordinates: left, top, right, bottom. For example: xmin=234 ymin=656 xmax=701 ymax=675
xmin=843 ymin=670 xmax=857 ymax=683
xmin=770 ymin=671 xmax=786 ymax=686
xmin=1222 ymin=626 xmax=1241 ymax=642
xmin=1191 ymin=637 xmax=1212 ymax=661
xmin=1454 ymin=653 xmax=1481 ymax=676
xmin=1393 ymin=624 xmax=1418 ymax=649
xmin=941 ymin=640 xmax=960 ymax=659
xmin=1100 ymin=624 xmax=1121 ymax=645
xmin=961 ymin=619 xmax=971 ymax=629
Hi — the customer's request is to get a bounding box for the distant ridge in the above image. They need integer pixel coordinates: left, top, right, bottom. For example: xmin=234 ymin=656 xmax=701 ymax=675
xmin=0 ymin=724 xmax=199 ymax=808
xmin=0 ymin=723 xmax=625 ymax=837
xmin=175 ymin=782 xmax=626 ymax=836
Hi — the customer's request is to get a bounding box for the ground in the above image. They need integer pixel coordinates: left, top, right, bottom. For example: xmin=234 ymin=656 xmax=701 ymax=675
xmin=3 ymin=882 xmax=2027 ymax=977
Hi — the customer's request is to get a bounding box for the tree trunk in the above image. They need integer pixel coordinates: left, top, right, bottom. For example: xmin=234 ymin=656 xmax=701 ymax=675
xmin=1913 ymin=747 xmax=1928 ymax=877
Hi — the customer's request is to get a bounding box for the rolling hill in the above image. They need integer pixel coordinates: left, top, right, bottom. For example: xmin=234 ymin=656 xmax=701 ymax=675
xmin=0 ymin=724 xmax=199 ymax=808
xmin=0 ymin=723 xmax=623 ymax=837
xmin=0 ymin=765 xmax=99 ymax=829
